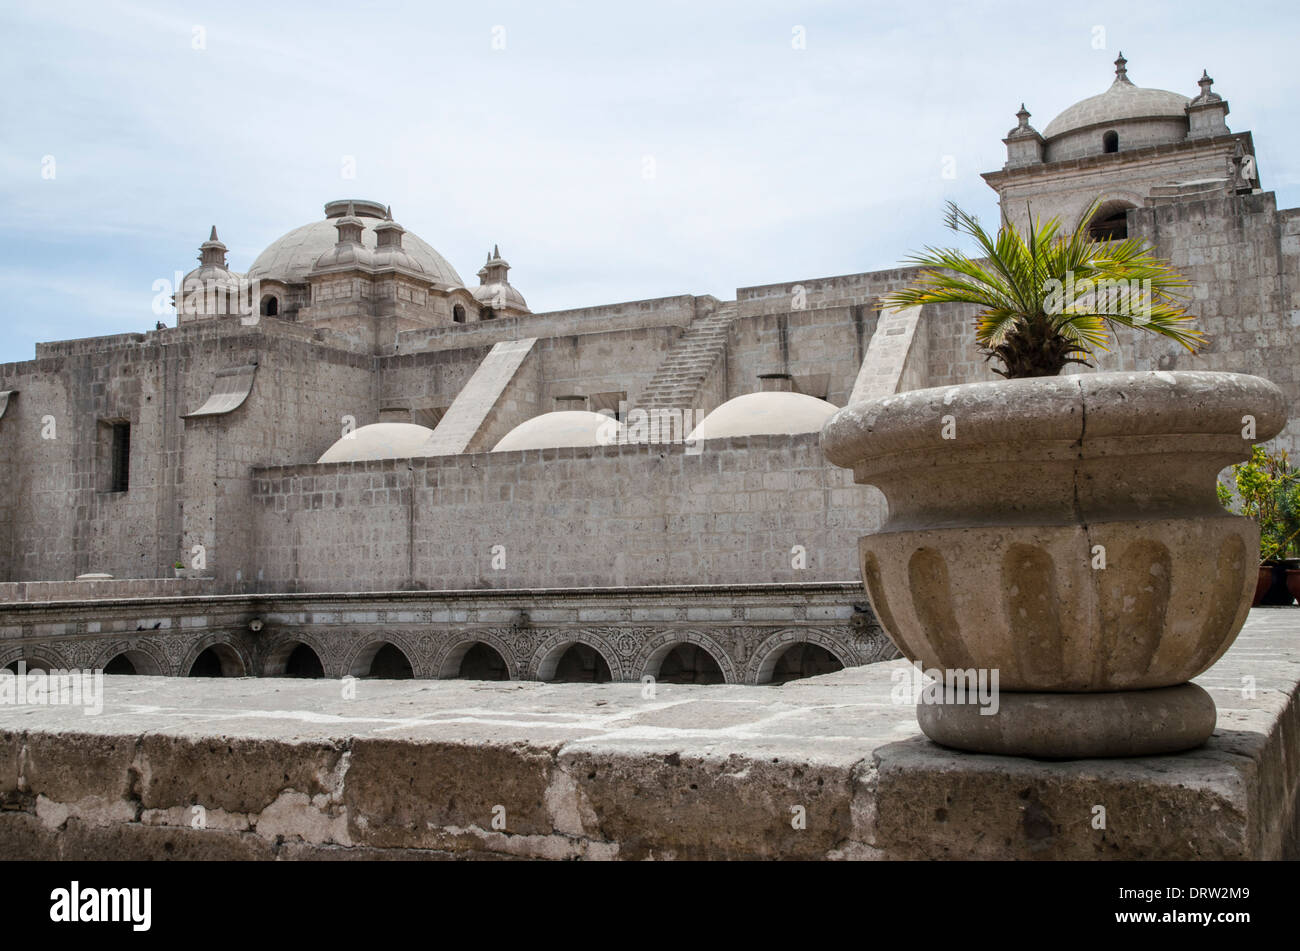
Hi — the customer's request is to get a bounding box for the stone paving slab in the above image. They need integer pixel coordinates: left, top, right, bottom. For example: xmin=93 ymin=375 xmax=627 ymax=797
xmin=1 ymin=610 xmax=1297 ymax=860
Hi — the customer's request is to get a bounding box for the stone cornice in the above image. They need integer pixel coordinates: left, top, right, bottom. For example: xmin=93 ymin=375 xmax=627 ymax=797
xmin=982 ymin=131 xmax=1254 ymax=188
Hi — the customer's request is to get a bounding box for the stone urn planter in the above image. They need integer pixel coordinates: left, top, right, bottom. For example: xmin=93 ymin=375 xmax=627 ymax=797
xmin=822 ymin=371 xmax=1286 ymax=758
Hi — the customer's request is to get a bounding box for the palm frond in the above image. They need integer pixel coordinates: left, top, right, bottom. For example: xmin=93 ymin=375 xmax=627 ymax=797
xmin=881 ymin=200 xmax=1205 ymax=377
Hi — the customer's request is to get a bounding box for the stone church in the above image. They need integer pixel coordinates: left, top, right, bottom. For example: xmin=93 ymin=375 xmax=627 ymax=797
xmin=0 ymin=56 xmax=1295 ymax=684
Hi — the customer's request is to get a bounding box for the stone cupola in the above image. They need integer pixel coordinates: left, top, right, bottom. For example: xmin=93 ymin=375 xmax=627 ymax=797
xmin=471 ymin=245 xmax=530 ymax=317
xmin=311 ymin=201 xmax=375 ymax=271
xmin=372 ymin=206 xmax=424 ymax=273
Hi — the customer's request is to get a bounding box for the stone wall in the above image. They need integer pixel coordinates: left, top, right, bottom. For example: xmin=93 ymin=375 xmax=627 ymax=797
xmin=250 ymin=434 xmax=884 ymax=593
xmin=392 ymin=294 xmax=699 ymax=354
xmin=5 ymin=191 xmax=1297 ymax=595
xmin=0 ymin=320 xmax=377 ymax=586
xmin=724 ymin=306 xmax=877 ymax=407
xmin=1117 ymin=191 xmax=1300 ymax=455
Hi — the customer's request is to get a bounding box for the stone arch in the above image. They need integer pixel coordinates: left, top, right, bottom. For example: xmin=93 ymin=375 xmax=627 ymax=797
xmin=633 ymin=630 xmax=738 ymax=684
xmin=528 ymin=631 xmax=624 ymax=682
xmin=180 ymin=633 xmax=251 ymax=678
xmin=746 ymin=629 xmax=856 ymax=685
xmin=93 ymin=640 xmax=168 ymax=676
xmin=346 ymin=636 xmax=417 ymax=679
xmin=1074 ymin=192 xmax=1142 ymax=240
xmin=261 ymin=631 xmax=334 ymax=677
xmin=0 ymin=644 xmax=71 ymax=673
xmin=433 ymin=632 xmax=518 ymax=680
xmin=262 ymin=640 xmax=326 ymax=679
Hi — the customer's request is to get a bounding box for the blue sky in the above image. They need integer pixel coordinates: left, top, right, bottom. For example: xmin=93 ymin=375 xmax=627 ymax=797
xmin=1 ymin=0 xmax=1296 ymax=364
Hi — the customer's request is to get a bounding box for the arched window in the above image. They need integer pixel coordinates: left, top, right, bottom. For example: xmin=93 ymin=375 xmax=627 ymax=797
xmin=1102 ymin=130 xmax=1119 ymax=154
xmin=1086 ymin=200 xmax=1135 ymax=241
xmin=260 ymin=295 xmax=279 ymax=317
xmin=452 ymin=304 xmax=465 ymax=323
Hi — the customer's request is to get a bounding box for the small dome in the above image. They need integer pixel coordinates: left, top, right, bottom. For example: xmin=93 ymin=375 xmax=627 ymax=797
xmin=181 ymin=263 xmax=244 ymax=292
xmin=472 ymin=245 xmax=529 ymax=313
xmin=372 ymin=242 xmax=424 ymax=273
xmin=688 ymin=392 xmax=838 ymax=441
xmin=492 ymin=411 xmax=623 ymax=452
xmin=472 ymin=281 xmax=529 ymax=310
xmin=317 ymin=423 xmax=436 ymax=463
xmin=1043 ymin=55 xmax=1189 ymax=139
xmin=247 ymin=201 xmax=463 ymax=286
xmin=177 ymin=226 xmax=249 ymax=316
xmin=313 ymin=241 xmax=375 ymax=271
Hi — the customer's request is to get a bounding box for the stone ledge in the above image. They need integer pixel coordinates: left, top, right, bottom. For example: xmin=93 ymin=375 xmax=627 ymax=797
xmin=1 ymin=610 xmax=1296 ymax=860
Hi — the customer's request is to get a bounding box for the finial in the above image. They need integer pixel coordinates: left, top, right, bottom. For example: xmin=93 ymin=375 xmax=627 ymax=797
xmin=493 ymin=244 xmax=500 ymax=259
xmin=198 ymin=226 xmax=228 ymax=266
xmin=385 ymin=205 xmax=392 ymax=220
xmin=1015 ymin=103 xmax=1030 ymax=128
xmin=1198 ymin=69 xmax=1215 ymax=94
xmin=346 ymin=201 xmax=355 ymax=218
xmin=1114 ymin=52 xmax=1129 ymax=84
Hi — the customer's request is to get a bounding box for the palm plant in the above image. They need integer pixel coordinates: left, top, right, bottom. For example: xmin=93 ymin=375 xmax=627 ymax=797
xmin=884 ymin=201 xmax=1205 ymax=378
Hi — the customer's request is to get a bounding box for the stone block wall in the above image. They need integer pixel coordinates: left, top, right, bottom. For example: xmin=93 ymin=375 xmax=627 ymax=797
xmin=392 ymin=294 xmax=698 ymax=355
xmin=1117 ymin=191 xmax=1300 ymax=454
xmin=724 ymin=306 xmax=878 ymax=407
xmin=0 ymin=320 xmax=377 ymax=586
xmin=250 ymin=434 xmax=884 ymax=592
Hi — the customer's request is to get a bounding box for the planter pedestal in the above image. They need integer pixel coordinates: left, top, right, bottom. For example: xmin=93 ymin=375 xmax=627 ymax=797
xmin=822 ymin=371 xmax=1287 ymax=758
xmin=915 ymin=683 xmax=1216 ymax=758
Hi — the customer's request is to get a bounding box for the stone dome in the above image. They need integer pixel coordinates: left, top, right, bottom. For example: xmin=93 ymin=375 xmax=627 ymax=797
xmin=688 ymin=392 xmax=839 ymax=441
xmin=312 ymin=238 xmax=375 ymax=272
xmin=181 ymin=263 xmax=244 ymax=293
xmin=372 ymin=242 xmax=424 ymax=273
xmin=472 ymin=246 xmax=529 ymax=314
xmin=176 ymin=227 xmax=249 ymax=316
xmin=247 ymin=201 xmax=463 ymax=287
xmin=1042 ymin=55 xmax=1189 ymax=139
xmin=492 ymin=411 xmax=623 ymax=452
xmin=472 ymin=281 xmax=528 ymax=310
xmin=317 ymin=423 xmax=436 ymax=463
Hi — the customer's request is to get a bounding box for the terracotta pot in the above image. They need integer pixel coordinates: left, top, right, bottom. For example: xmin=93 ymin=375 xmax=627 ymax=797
xmin=822 ymin=370 xmax=1287 ymax=756
xmin=1287 ymin=569 xmax=1300 ymax=604
xmin=1255 ymin=566 xmax=1275 ymax=606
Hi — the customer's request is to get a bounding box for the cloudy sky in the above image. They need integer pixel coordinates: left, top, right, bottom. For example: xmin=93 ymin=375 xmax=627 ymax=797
xmin=1 ymin=0 xmax=1296 ymax=364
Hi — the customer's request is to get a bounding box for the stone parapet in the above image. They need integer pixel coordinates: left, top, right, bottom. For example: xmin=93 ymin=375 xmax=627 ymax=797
xmin=1 ymin=608 xmax=1294 ymax=860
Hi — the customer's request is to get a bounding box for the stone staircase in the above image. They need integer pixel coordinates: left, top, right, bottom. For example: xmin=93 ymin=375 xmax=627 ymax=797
xmin=639 ymin=303 xmax=737 ymax=409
